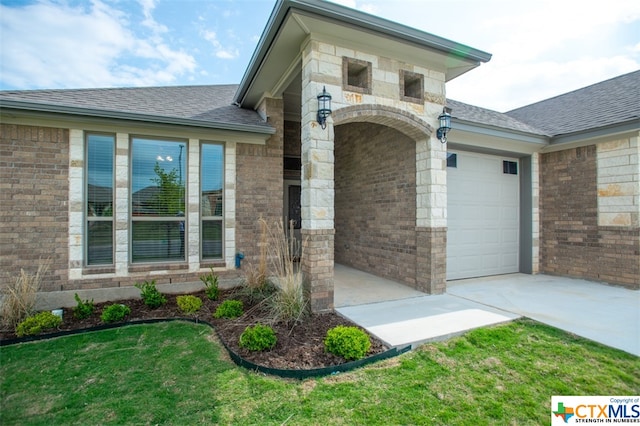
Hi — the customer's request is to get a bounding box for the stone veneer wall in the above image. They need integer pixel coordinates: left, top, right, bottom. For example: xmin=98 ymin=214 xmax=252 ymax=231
xmin=540 ymin=145 xmax=639 ymax=288
xmin=334 ymin=122 xmax=417 ymax=286
xmin=0 ymin=124 xmax=69 ymax=291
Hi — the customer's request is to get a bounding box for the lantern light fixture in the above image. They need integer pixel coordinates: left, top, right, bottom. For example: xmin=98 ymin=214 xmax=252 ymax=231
xmin=436 ymin=107 xmax=452 ymax=144
xmin=317 ymin=86 xmax=332 ymax=129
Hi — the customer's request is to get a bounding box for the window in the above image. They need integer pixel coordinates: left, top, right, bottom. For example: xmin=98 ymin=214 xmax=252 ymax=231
xmin=131 ymin=137 xmax=186 ymax=263
xmin=503 ymin=160 xmax=518 ymax=175
xmin=400 ymin=70 xmax=424 ymax=103
xmin=201 ymin=143 xmax=224 ymax=260
xmin=447 ymin=153 xmax=458 ymax=168
xmin=86 ymin=133 xmax=114 ymax=265
xmin=343 ymin=57 xmax=372 ymax=94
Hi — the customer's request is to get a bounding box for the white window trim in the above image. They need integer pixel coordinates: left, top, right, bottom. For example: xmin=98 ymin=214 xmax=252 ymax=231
xmin=69 ymin=130 xmax=238 ymax=279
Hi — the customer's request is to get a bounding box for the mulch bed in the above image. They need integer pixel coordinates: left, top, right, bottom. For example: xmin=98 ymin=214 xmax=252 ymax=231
xmin=0 ymin=289 xmax=388 ymax=370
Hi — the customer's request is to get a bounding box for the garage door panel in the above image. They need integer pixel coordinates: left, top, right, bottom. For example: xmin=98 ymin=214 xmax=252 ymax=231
xmin=447 ymin=151 xmax=520 ymax=280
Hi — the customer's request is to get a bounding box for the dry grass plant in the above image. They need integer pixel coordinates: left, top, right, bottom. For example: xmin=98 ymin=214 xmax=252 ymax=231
xmin=260 ymin=218 xmax=308 ymax=325
xmin=0 ymin=259 xmax=51 ymax=330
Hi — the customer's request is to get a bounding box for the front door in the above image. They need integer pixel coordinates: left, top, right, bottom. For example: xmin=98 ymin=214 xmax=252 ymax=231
xmin=283 ymin=180 xmax=302 ymax=258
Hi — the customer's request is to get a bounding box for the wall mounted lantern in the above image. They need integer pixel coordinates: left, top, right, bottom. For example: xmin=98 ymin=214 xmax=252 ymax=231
xmin=436 ymin=107 xmax=452 ymax=143
xmin=317 ymin=86 xmax=332 ymax=129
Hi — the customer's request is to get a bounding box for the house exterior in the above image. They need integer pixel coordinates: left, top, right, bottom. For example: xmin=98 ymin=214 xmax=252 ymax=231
xmin=1 ymin=0 xmax=638 ymax=313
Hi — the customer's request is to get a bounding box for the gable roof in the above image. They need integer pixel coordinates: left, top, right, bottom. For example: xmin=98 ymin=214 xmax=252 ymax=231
xmin=0 ymin=84 xmax=274 ymax=134
xmin=506 ymin=70 xmax=640 ymax=138
xmin=235 ymin=0 xmax=491 ymax=108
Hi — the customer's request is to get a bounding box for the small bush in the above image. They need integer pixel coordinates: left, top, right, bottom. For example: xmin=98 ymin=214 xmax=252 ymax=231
xmin=176 ymin=295 xmax=203 ymax=314
xmin=15 ymin=311 xmax=62 ymax=337
xmin=324 ymin=326 xmax=371 ymax=361
xmin=135 ymin=280 xmax=167 ymax=309
xmin=213 ymin=300 xmax=243 ymax=319
xmin=239 ymin=324 xmax=277 ymax=351
xmin=73 ymin=293 xmax=95 ymax=320
xmin=100 ymin=304 xmax=131 ymax=323
xmin=200 ymin=268 xmax=219 ymax=300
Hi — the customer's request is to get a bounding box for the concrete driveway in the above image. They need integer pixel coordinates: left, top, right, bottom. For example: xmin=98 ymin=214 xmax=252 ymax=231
xmin=336 ymin=266 xmax=639 ymax=356
xmin=447 ymin=274 xmax=639 ymax=356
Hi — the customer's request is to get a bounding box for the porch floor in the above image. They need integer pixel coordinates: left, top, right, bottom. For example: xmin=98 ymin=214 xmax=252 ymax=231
xmin=334 ymin=264 xmax=518 ymax=349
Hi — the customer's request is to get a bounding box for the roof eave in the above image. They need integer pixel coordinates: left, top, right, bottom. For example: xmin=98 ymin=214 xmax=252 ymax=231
xmin=452 ymin=118 xmax=549 ymax=145
xmin=0 ymin=99 xmax=275 ymax=135
xmin=549 ymin=119 xmax=640 ymax=145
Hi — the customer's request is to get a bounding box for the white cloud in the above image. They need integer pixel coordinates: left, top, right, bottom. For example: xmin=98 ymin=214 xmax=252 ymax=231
xmin=201 ymin=29 xmax=239 ymax=60
xmin=0 ymin=0 xmax=196 ymax=89
xmin=138 ymin=0 xmax=168 ymax=36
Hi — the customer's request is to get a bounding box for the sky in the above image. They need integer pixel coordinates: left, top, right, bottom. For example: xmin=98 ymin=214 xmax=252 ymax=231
xmin=0 ymin=0 xmax=638 ymax=112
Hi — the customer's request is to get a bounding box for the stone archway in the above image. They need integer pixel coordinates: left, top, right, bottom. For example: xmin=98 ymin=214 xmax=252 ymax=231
xmin=332 ymin=105 xmax=434 ymax=142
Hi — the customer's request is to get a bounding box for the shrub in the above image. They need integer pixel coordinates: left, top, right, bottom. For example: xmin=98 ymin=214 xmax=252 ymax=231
xmin=15 ymin=311 xmax=62 ymax=337
xmin=1 ymin=259 xmax=51 ymax=329
xmin=73 ymin=293 xmax=95 ymax=320
xmin=100 ymin=304 xmax=131 ymax=323
xmin=200 ymin=268 xmax=219 ymax=300
xmin=324 ymin=326 xmax=371 ymax=361
xmin=135 ymin=280 xmax=167 ymax=309
xmin=239 ymin=324 xmax=277 ymax=351
xmin=176 ymin=295 xmax=203 ymax=314
xmin=213 ymin=300 xmax=243 ymax=319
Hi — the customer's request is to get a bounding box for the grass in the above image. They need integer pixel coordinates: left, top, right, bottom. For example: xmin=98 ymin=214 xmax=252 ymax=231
xmin=1 ymin=319 xmax=638 ymax=425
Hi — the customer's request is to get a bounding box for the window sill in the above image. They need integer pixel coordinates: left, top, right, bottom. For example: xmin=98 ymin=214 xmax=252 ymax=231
xmin=128 ymin=263 xmax=189 ymax=273
xmin=82 ymin=266 xmax=116 ymax=275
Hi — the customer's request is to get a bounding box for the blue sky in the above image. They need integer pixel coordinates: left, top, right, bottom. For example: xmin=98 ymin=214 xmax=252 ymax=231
xmin=1 ymin=0 xmax=638 ymax=111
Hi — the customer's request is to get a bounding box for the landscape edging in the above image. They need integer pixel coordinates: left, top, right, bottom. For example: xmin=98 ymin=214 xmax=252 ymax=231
xmin=0 ymin=318 xmax=411 ymax=378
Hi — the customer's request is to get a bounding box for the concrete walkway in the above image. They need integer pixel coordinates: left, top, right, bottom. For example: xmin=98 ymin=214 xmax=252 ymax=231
xmin=448 ymin=274 xmax=640 ymax=356
xmin=335 ymin=266 xmax=640 ymax=356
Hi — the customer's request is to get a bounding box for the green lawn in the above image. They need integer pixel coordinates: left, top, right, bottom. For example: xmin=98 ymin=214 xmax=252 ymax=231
xmin=1 ymin=319 xmax=638 ymax=425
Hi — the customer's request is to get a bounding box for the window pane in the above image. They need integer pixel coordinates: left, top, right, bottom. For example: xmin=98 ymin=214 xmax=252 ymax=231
xmin=201 ymin=144 xmax=223 ymax=217
xmin=202 ymin=220 xmax=223 ymax=259
xmin=87 ymin=134 xmax=114 ymax=217
xmin=132 ymin=221 xmax=185 ymax=262
xmin=132 ymin=138 xmax=186 ymax=217
xmin=87 ymin=222 xmax=113 ymax=265
xmin=87 ymin=134 xmax=114 ymax=266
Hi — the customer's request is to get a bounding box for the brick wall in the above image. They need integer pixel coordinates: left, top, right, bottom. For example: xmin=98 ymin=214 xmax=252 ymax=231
xmin=335 ymin=122 xmax=417 ymax=286
xmin=540 ymin=145 xmax=639 ymax=289
xmin=235 ymin=98 xmax=284 ymax=267
xmin=0 ymin=124 xmax=69 ymax=291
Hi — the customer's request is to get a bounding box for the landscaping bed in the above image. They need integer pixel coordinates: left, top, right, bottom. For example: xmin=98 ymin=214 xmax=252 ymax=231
xmin=0 ymin=288 xmax=389 ymax=370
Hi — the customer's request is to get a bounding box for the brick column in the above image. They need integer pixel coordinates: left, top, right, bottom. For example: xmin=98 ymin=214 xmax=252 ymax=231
xmin=302 ymin=229 xmax=335 ymax=311
xmin=416 ymin=227 xmax=446 ymax=293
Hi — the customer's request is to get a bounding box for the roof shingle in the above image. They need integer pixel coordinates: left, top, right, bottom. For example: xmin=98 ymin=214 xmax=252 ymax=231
xmin=0 ymin=84 xmax=271 ymax=129
xmin=506 ymin=70 xmax=640 ymax=137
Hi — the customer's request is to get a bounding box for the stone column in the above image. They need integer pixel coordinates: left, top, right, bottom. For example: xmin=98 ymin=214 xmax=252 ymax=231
xmin=415 ymin=135 xmax=447 ymax=293
xmin=300 ymin=40 xmax=337 ymax=312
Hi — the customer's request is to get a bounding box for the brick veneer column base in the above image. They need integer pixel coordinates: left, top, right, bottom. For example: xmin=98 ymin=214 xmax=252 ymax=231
xmin=301 ymin=229 xmax=335 ymax=312
xmin=416 ymin=227 xmax=447 ymax=294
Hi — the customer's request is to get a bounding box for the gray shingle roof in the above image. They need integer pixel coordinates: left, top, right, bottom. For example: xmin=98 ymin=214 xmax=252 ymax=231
xmin=0 ymin=84 xmax=272 ymax=130
xmin=506 ymin=70 xmax=640 ymax=137
xmin=446 ymin=99 xmax=545 ymax=135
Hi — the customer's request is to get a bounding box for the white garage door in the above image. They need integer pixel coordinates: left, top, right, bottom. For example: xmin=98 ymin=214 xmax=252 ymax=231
xmin=447 ymin=151 xmax=519 ymax=280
